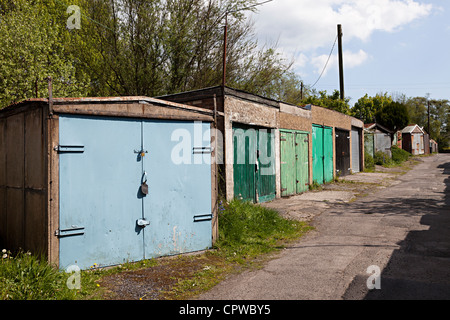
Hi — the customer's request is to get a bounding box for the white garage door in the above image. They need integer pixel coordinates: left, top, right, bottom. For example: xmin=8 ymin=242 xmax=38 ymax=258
xmin=351 ymin=128 xmax=360 ymax=173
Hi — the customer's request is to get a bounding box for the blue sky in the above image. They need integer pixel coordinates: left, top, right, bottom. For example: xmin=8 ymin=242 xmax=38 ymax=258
xmin=248 ymin=0 xmax=449 ymax=105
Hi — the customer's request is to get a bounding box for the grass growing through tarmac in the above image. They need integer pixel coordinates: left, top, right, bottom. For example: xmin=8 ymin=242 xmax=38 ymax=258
xmin=215 ymin=199 xmax=311 ymax=261
xmin=0 ymin=199 xmax=312 ymax=300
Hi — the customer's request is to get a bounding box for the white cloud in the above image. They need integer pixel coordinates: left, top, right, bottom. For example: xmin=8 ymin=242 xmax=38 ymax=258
xmin=252 ymin=0 xmax=434 ymax=52
xmin=311 ymin=53 xmax=336 ymax=76
xmin=310 ymin=49 xmax=369 ymax=75
xmin=343 ymin=49 xmax=369 ymax=68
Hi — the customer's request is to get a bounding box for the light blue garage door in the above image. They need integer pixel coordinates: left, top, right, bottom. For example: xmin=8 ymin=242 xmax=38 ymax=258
xmin=58 ymin=115 xmax=212 ymax=270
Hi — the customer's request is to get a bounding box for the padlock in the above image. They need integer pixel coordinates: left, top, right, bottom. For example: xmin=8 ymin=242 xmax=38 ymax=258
xmin=141 ymin=181 xmax=149 ymax=195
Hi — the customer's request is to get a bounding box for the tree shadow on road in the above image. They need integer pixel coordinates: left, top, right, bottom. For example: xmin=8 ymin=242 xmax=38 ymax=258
xmin=343 ymin=161 xmax=450 ymax=300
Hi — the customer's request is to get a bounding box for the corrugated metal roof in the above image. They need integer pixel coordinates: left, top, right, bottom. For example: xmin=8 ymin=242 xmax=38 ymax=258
xmin=402 ymin=124 xmax=424 ymax=134
xmin=364 ymin=122 xmax=393 ymax=133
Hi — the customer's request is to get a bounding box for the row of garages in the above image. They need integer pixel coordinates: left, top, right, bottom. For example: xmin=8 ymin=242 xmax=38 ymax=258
xmin=159 ymin=86 xmax=364 ymax=202
xmin=0 ymin=86 xmax=364 ymax=269
xmin=364 ymin=123 xmax=438 ymax=157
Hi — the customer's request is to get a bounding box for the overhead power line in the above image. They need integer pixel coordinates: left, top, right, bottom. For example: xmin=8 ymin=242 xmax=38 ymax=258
xmin=310 ymin=35 xmax=338 ymax=89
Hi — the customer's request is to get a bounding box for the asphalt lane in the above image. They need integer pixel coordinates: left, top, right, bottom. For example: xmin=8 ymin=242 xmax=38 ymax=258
xmin=198 ymin=154 xmax=450 ymax=300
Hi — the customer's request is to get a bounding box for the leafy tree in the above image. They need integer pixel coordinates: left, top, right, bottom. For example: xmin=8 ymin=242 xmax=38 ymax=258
xmin=0 ymin=0 xmax=303 ymax=106
xmin=303 ymin=89 xmax=351 ymax=114
xmin=405 ymin=96 xmax=428 ymax=128
xmin=350 ymin=93 xmax=392 ymax=123
xmin=403 ymin=97 xmax=449 ymax=150
xmin=66 ymin=0 xmax=293 ymax=98
xmin=0 ymin=0 xmax=90 ymax=108
xmin=232 ymin=47 xmax=294 ymax=99
xmin=375 ymin=101 xmax=409 ymax=132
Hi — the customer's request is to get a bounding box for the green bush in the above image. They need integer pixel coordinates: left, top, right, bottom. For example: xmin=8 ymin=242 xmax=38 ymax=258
xmin=364 ymin=153 xmax=375 ymax=170
xmin=374 ymin=150 xmax=392 ymax=166
xmin=391 ymin=145 xmax=411 ymax=163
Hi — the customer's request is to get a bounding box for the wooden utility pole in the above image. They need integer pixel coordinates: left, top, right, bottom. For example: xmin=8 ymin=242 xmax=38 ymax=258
xmin=300 ymin=82 xmax=304 ymax=100
xmin=337 ymin=24 xmax=344 ymax=100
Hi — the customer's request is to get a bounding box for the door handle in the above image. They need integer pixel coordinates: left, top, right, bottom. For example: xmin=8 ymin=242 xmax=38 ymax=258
xmin=137 ymin=218 xmax=150 ymax=228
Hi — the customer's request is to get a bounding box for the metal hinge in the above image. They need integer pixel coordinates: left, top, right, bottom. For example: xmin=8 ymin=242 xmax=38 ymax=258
xmin=192 ymin=147 xmax=212 ymax=154
xmin=55 ymin=226 xmax=85 ymax=238
xmin=54 ymin=145 xmax=85 ymax=153
xmin=193 ymin=214 xmax=213 ymax=222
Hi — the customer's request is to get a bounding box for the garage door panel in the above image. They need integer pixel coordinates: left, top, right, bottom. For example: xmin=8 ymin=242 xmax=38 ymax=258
xmin=351 ymin=128 xmax=361 ymax=173
xmin=257 ymin=129 xmax=276 ymax=202
xmin=142 ymin=121 xmax=212 ymax=257
xmin=296 ymin=133 xmax=309 ymax=193
xmin=312 ymin=125 xmax=324 ymax=184
xmin=323 ymin=127 xmax=333 ymax=183
xmin=59 ymin=116 xmax=213 ymax=270
xmin=59 ymin=115 xmax=143 ymax=270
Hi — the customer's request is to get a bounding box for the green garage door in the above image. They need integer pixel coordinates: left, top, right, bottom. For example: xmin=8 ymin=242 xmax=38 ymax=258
xmin=233 ymin=124 xmax=276 ymax=203
xmin=280 ymin=130 xmax=309 ymax=196
xmin=312 ymin=124 xmax=333 ymax=184
xmin=323 ymin=126 xmax=333 ymax=183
